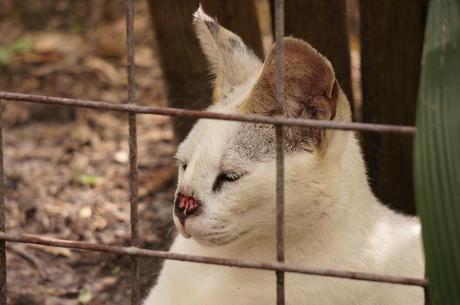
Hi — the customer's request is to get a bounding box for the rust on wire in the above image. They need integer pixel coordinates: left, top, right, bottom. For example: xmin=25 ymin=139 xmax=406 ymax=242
xmin=0 ymin=92 xmax=416 ymax=134
xmin=0 ymin=101 xmax=6 ymax=305
xmin=274 ymin=0 xmax=285 ymax=304
xmin=0 ymin=232 xmax=428 ymax=288
xmin=125 ymin=0 xmax=140 ymax=304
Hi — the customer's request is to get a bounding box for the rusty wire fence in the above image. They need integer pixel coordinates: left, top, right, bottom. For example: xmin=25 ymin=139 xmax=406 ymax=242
xmin=0 ymin=1 xmax=428 ymax=305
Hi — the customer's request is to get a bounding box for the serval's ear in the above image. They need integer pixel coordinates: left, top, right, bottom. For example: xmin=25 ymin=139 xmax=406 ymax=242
xmin=193 ymin=5 xmax=262 ymax=103
xmin=242 ymin=38 xmax=348 ymax=147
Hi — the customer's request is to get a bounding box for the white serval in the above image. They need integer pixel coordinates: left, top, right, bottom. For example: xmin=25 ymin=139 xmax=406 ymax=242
xmin=144 ymin=6 xmax=424 ymax=305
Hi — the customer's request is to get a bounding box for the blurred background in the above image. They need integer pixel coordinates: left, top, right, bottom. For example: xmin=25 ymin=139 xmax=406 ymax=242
xmin=0 ymin=0 xmax=426 ymax=304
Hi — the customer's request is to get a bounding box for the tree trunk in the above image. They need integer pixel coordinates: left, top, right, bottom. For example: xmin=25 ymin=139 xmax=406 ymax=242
xmin=360 ymin=0 xmax=427 ymax=214
xmin=270 ymin=0 xmax=354 ymax=104
xmin=147 ymin=0 xmax=264 ymax=142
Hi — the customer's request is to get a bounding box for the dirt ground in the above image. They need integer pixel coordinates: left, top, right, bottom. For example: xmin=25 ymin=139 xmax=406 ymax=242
xmin=1 ymin=2 xmax=178 ymax=304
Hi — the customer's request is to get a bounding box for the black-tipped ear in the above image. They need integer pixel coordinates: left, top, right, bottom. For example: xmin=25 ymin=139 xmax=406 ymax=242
xmin=193 ymin=6 xmax=262 ymax=103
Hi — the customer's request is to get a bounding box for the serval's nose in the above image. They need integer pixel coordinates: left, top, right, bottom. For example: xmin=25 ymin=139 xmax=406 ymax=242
xmin=174 ymin=193 xmax=200 ymax=225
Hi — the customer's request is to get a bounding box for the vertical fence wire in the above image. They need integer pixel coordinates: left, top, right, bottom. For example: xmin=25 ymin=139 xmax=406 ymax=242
xmin=125 ymin=1 xmax=140 ymax=305
xmin=0 ymin=101 xmax=6 ymax=305
xmin=274 ymin=0 xmax=285 ymax=304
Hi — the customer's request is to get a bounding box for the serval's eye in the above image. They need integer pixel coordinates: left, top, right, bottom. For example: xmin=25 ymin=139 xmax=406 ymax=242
xmin=182 ymin=164 xmax=187 ymax=171
xmin=212 ymin=172 xmax=242 ymax=192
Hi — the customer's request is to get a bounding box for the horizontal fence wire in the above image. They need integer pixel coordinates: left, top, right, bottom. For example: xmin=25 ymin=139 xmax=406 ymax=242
xmin=0 ymin=91 xmax=415 ymax=134
xmin=0 ymin=232 xmax=427 ymax=287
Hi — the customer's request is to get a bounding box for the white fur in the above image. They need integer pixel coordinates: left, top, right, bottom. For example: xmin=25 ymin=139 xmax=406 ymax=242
xmin=144 ymin=8 xmax=424 ymax=305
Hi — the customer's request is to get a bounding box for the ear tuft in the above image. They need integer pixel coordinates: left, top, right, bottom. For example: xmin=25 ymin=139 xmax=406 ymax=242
xmin=192 ymin=6 xmax=262 ymax=103
xmin=193 ymin=4 xmax=211 ymax=21
xmin=193 ymin=4 xmax=219 ymax=36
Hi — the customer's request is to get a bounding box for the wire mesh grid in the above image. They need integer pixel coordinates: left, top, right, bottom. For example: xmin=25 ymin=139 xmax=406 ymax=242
xmin=0 ymin=1 xmax=428 ymax=305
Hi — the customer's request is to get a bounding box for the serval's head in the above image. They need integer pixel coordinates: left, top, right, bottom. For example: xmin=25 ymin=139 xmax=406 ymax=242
xmin=172 ymin=6 xmax=353 ymax=246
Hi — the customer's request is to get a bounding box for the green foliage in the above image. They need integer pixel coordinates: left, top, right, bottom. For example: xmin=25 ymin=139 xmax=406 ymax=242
xmin=415 ymin=0 xmax=460 ymax=304
xmin=74 ymin=173 xmax=102 ymax=188
xmin=0 ymin=37 xmax=32 ymax=66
